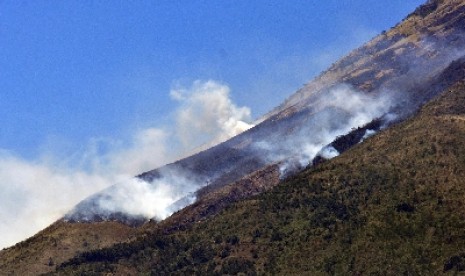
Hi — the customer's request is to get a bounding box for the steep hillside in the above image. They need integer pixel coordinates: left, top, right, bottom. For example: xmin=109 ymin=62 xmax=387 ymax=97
xmin=0 ymin=221 xmax=141 ymax=275
xmin=53 ymin=66 xmax=465 ymax=275
xmin=65 ymin=0 xmax=465 ymax=224
xmin=158 ymin=164 xmax=281 ymax=234
xmin=274 ymin=0 xmax=465 ymax=115
xmin=0 ymin=165 xmax=282 ymax=276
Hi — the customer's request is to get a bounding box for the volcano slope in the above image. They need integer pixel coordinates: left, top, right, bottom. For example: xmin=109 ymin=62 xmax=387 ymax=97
xmin=53 ymin=66 xmax=465 ymax=275
xmin=64 ymin=0 xmax=465 ymax=224
xmin=2 ymin=0 xmax=465 ymax=274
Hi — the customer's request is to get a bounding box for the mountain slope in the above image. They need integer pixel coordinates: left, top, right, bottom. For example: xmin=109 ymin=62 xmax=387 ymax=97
xmin=270 ymin=0 xmax=465 ymax=115
xmin=0 ymin=221 xmax=141 ymax=275
xmin=2 ymin=0 xmax=465 ymax=274
xmin=54 ymin=64 xmax=465 ymax=275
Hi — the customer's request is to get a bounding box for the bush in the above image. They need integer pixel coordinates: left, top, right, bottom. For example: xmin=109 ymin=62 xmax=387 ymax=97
xmin=220 ymin=258 xmax=256 ymax=275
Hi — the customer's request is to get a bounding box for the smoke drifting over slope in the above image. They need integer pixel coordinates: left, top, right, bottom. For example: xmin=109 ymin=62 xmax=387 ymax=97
xmin=67 ymin=82 xmax=397 ymax=224
xmin=0 ymin=80 xmax=253 ymax=249
xmin=257 ymin=84 xmax=396 ymax=175
xmin=69 ymin=168 xmax=205 ymax=222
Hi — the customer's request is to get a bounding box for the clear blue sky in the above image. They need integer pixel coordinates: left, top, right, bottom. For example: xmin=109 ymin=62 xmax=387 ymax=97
xmin=0 ymin=0 xmax=424 ymax=159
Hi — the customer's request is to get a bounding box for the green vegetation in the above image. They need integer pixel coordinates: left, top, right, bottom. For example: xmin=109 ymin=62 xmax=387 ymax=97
xmin=53 ymin=80 xmax=465 ymax=274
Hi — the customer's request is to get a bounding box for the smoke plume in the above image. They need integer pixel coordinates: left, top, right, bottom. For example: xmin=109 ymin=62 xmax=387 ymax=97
xmin=171 ymin=80 xmax=255 ymax=149
xmin=70 ymin=168 xmax=204 ymax=221
xmin=0 ymin=80 xmax=253 ymax=249
xmin=257 ymin=84 xmax=395 ymax=176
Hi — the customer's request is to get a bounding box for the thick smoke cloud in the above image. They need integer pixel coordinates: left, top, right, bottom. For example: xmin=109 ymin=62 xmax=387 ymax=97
xmin=171 ymin=80 xmax=254 ymax=149
xmin=83 ymin=168 xmax=202 ymax=221
xmin=0 ymin=80 xmax=253 ymax=249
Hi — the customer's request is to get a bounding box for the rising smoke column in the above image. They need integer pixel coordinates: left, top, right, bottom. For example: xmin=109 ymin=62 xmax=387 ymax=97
xmin=170 ymin=80 xmax=255 ymax=149
xmin=0 ymin=80 xmax=255 ymax=249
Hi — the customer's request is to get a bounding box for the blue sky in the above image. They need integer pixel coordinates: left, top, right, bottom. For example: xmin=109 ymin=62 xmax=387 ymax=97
xmin=0 ymin=0 xmax=424 ymax=159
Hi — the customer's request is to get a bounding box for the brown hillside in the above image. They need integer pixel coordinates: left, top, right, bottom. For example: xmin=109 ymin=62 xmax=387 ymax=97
xmin=0 ymin=221 xmax=140 ymax=275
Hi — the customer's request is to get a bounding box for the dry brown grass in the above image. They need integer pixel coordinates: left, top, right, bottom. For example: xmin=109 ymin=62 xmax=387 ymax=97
xmin=0 ymin=220 xmax=141 ymax=275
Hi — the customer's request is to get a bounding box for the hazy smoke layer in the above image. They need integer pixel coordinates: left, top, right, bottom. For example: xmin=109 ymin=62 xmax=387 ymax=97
xmin=66 ymin=83 xmax=394 ymax=225
xmin=258 ymin=84 xmax=395 ymax=176
xmin=0 ymin=153 xmax=114 ymax=250
xmin=70 ymin=35 xmax=465 ymax=226
xmin=0 ymin=80 xmax=253 ymax=249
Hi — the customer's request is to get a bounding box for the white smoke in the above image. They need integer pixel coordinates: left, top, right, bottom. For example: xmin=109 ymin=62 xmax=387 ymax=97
xmin=0 ymin=80 xmax=253 ymax=249
xmin=171 ymin=80 xmax=255 ymax=149
xmin=0 ymin=153 xmax=114 ymax=250
xmin=88 ymin=169 xmax=201 ymax=221
xmin=258 ymin=84 xmax=394 ymax=176
xmin=361 ymin=129 xmax=377 ymax=141
xmin=318 ymin=146 xmax=340 ymax=159
xmin=106 ymin=128 xmax=169 ymax=176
